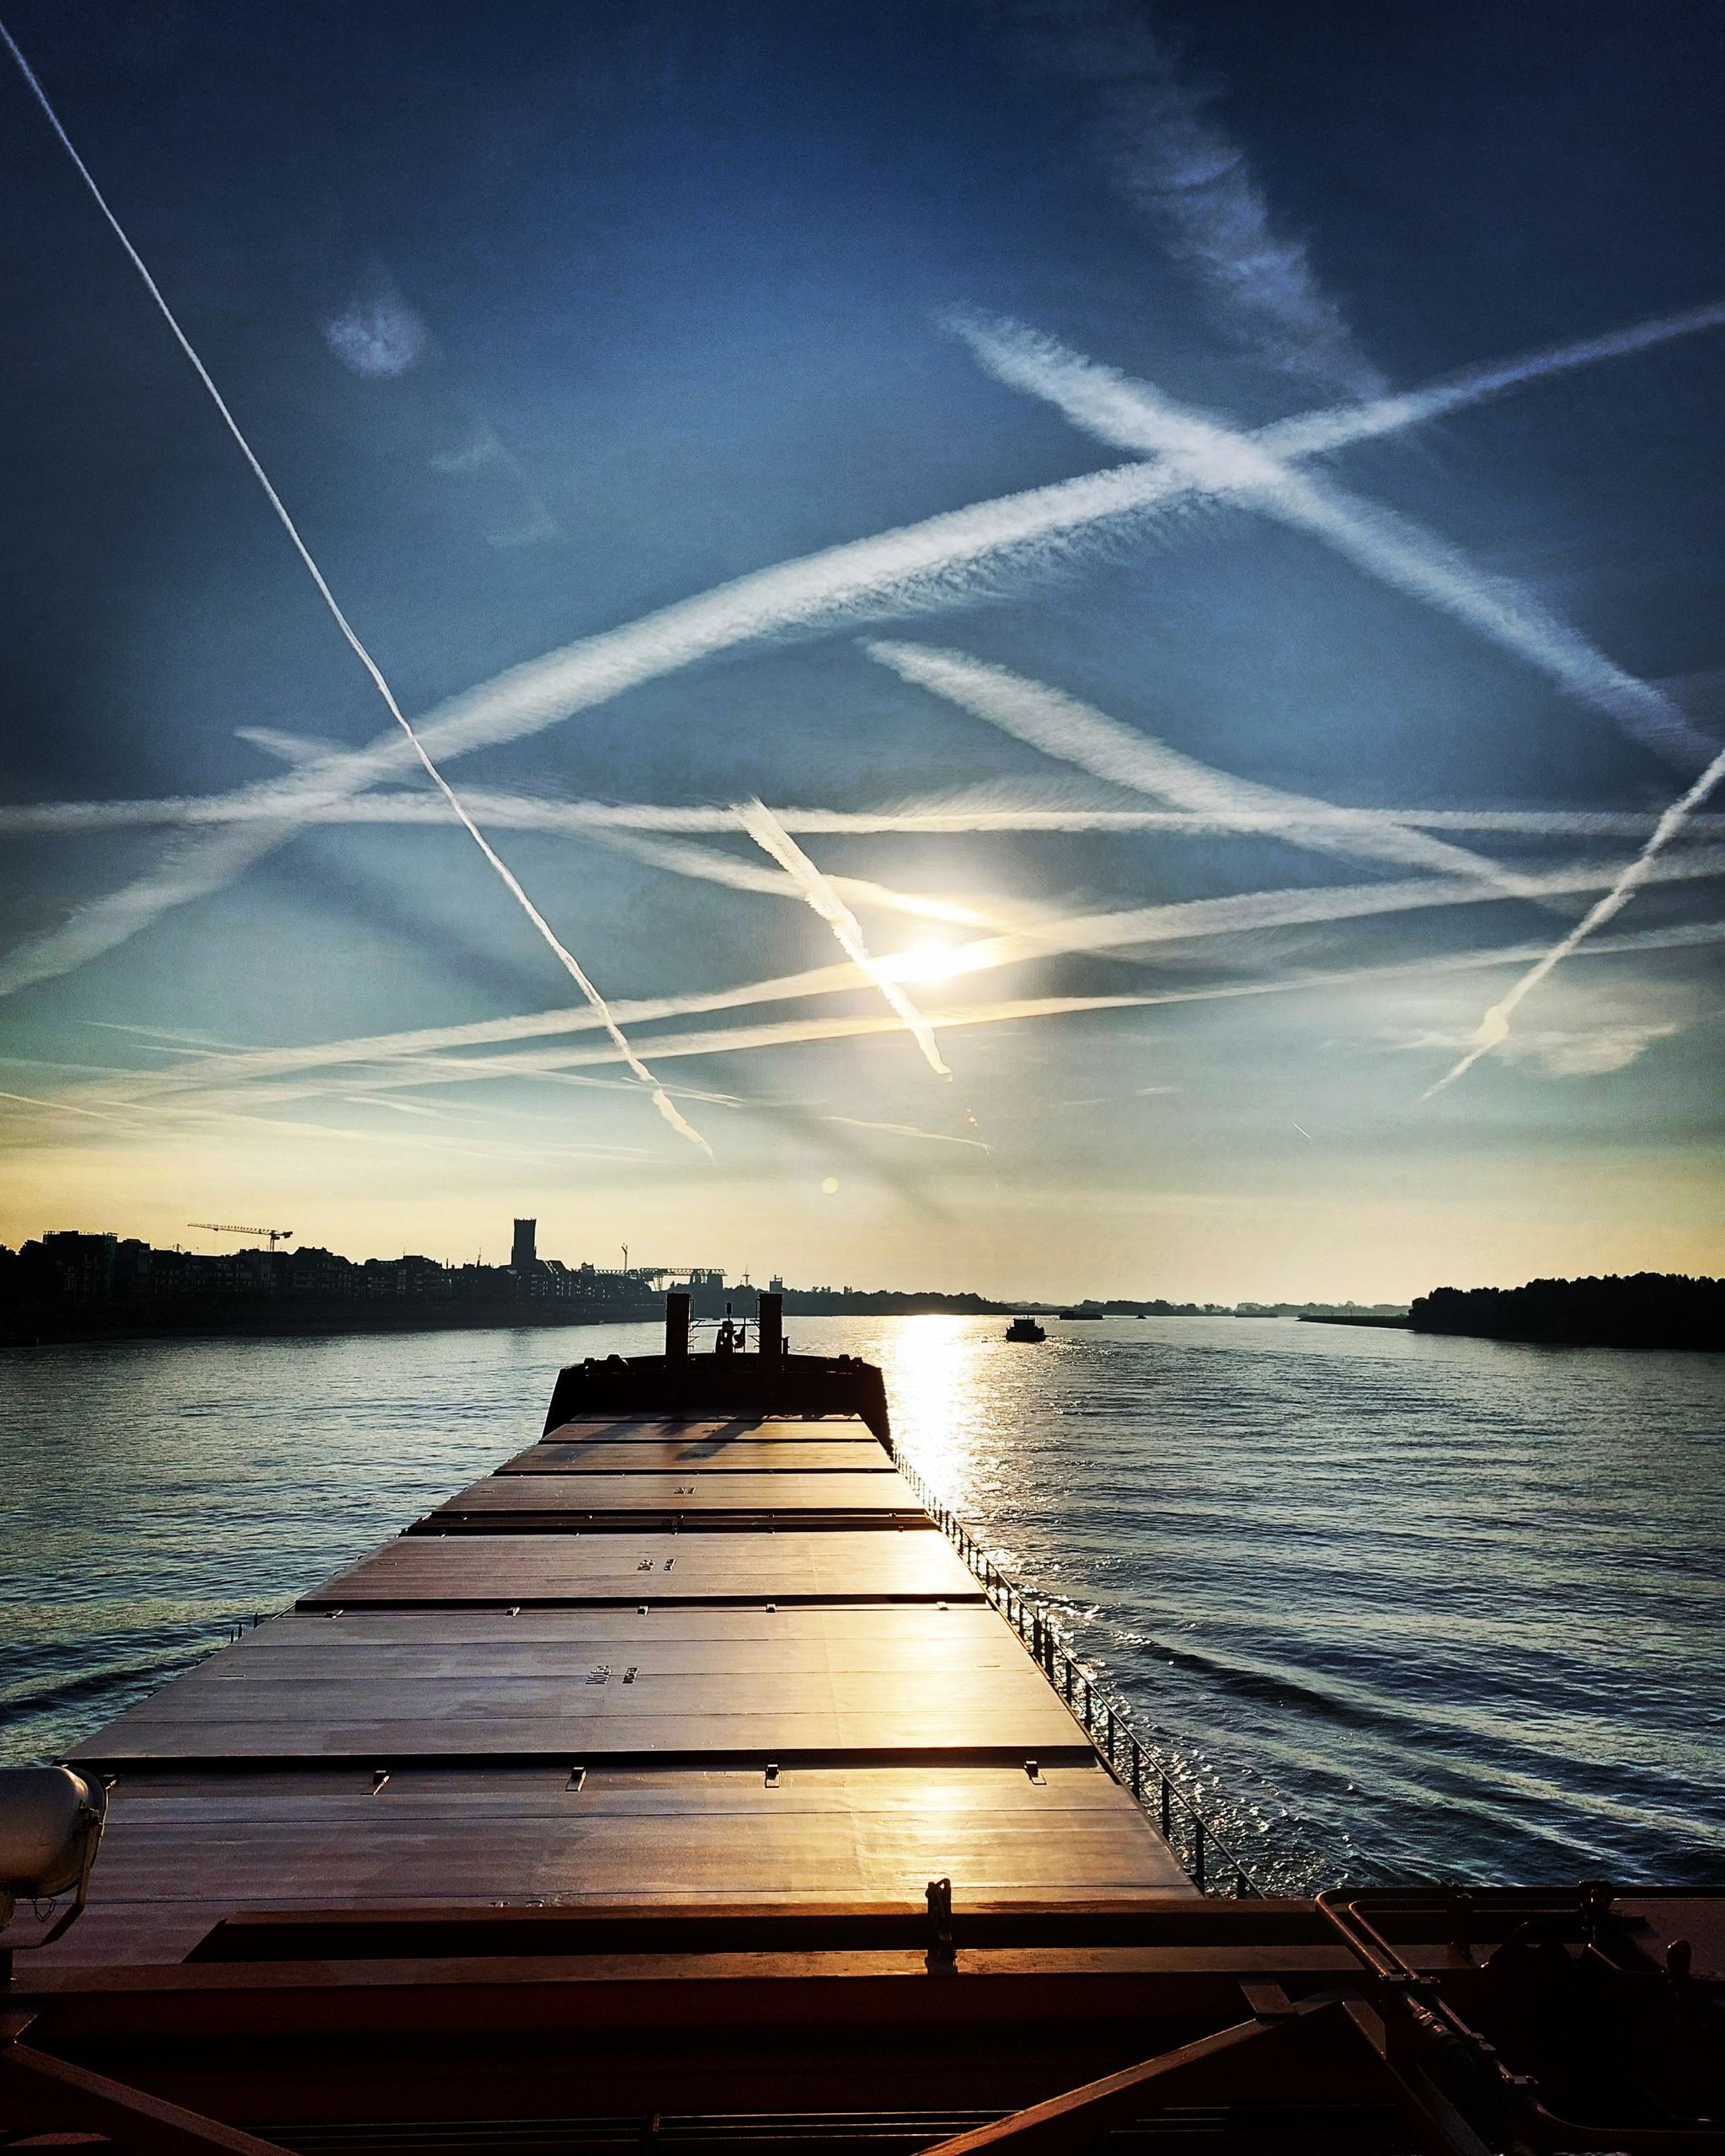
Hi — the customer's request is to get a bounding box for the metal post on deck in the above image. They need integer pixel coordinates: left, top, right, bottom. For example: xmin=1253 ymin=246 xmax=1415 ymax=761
xmin=665 ymin=1291 xmax=691 ymax=1363
xmin=1160 ymin=1774 xmax=1172 ymax=1838
xmin=1193 ymin=1812 xmax=1207 ymax=1891
xmin=757 ymin=1290 xmax=783 ymax=1360
xmin=1130 ymin=1736 xmax=1143 ymax=1801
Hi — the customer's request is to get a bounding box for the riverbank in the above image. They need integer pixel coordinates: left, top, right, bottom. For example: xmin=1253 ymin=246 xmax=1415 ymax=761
xmin=1407 ymin=1273 xmax=1723 ymax=1353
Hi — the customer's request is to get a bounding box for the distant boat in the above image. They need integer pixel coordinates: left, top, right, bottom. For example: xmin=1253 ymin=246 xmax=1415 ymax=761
xmin=1005 ymin=1315 xmax=1046 ymax=1342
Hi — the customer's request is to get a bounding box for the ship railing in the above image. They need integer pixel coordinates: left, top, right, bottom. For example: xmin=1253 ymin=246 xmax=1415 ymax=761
xmin=895 ymin=1454 xmax=1262 ymax=1899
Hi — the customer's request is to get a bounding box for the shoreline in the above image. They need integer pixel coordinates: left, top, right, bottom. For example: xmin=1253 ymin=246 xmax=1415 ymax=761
xmin=10 ymin=1299 xmax=1407 ymax=1349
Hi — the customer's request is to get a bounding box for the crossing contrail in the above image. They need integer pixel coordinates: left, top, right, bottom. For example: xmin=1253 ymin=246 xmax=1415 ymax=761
xmin=40 ymin=842 xmax=1725 ymax=1123
xmin=8 ymin=780 xmax=1725 ymax=848
xmin=738 ymin=800 xmax=953 ymax=1077
xmin=14 ymin=912 xmax=1721 ymax=1152
xmin=951 ymin=312 xmax=1717 ymax=771
xmin=88 ymin=910 xmax=1725 ymax=1122
xmin=865 ymin=640 xmax=1535 ymax=891
xmin=5 ymin=292 xmax=1722 ymax=998
xmin=8 ymin=783 xmax=1717 ymax=843
xmin=938 ymin=321 xmax=1725 ymax=1089
xmin=0 ymin=19 xmax=711 ymax=1156
xmin=234 ymin=731 xmax=1008 ymax=930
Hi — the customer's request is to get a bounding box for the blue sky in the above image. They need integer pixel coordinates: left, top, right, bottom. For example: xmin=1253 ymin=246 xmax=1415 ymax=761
xmin=1 ymin=0 xmax=1722 ymax=1299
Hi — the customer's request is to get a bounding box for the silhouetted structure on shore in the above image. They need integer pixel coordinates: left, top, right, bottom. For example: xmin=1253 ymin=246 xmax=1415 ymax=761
xmin=1409 ymin=1272 xmax=1723 ymax=1352
xmin=0 ymin=1222 xmax=1447 ymax=1346
xmin=0 ymin=1224 xmax=677 ymax=1342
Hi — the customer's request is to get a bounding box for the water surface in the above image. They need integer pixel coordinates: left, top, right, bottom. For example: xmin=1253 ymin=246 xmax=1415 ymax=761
xmin=3 ymin=1313 xmax=1720 ymax=1892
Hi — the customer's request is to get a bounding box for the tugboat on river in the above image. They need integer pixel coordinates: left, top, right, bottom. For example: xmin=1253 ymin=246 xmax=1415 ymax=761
xmin=1005 ymin=1313 xmax=1046 ymax=1341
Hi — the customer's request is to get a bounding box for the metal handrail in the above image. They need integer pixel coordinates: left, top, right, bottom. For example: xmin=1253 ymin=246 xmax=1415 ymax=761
xmin=895 ymin=1455 xmax=1261 ymax=1897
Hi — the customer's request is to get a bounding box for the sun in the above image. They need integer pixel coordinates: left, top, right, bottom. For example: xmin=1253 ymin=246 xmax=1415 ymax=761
xmin=892 ymin=937 xmax=981 ymax=984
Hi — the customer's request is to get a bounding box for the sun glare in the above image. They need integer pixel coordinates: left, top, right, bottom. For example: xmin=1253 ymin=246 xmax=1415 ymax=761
xmin=893 ymin=937 xmax=982 ymax=984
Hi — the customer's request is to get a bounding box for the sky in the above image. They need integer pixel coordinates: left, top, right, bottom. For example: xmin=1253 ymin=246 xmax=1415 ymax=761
xmin=1 ymin=0 xmax=1722 ymax=1303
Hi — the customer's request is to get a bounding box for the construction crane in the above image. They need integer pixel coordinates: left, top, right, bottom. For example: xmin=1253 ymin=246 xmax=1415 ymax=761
xmin=189 ymin=1222 xmax=294 ymax=1251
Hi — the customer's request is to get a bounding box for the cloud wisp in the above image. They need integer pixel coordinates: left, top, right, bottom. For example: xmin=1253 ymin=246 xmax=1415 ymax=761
xmin=323 ymin=280 xmax=429 ymax=379
xmin=1004 ymin=0 xmax=1383 ymax=396
xmin=4 ymin=292 xmax=1721 ymax=1001
xmin=738 ymin=799 xmax=953 ymax=1078
xmin=952 ymin=312 xmax=1717 ymax=771
xmin=867 ymin=639 xmax=1533 ymax=890
xmin=0 ymin=19 xmax=711 ymax=1158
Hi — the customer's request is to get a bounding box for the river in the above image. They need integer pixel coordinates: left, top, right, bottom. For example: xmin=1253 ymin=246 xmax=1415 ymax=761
xmin=3 ymin=1312 xmax=1720 ymax=1893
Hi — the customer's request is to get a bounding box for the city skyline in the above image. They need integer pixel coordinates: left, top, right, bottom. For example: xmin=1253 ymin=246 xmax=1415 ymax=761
xmin=3 ymin=1 xmax=1722 ymax=1304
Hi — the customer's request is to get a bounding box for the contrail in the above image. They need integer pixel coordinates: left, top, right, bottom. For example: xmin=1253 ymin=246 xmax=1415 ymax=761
xmin=1003 ymin=0 xmax=1384 ymax=397
xmin=1273 ymin=296 xmax=1725 ymax=461
xmin=952 ymin=312 xmax=1717 ymax=771
xmin=866 ymin=640 xmax=1534 ymax=890
xmin=824 ymin=1113 xmax=989 ymax=1150
xmin=3 ymin=782 xmax=1721 ymax=846
xmin=1423 ymin=745 xmax=1725 ymax=1094
xmin=0 ymin=1086 xmax=144 ymax=1128
xmin=169 ymin=900 xmax=1725 ymax=1102
xmin=936 ymin=846 xmax=1725 ymax=984
xmin=16 ymin=914 xmax=1719 ymax=1166
xmin=54 ymin=843 xmax=1725 ymax=1123
xmin=0 ymin=1092 xmax=663 ymax=1171
xmin=19 ymin=910 xmax=1723 ymax=1141
xmin=0 ymin=21 xmax=710 ymax=1160
xmin=58 ymin=841 xmax=1725 ymax=1123
xmin=738 ymin=799 xmax=953 ymax=1077
xmin=234 ymin=729 xmax=1004 ymax=927
xmin=6 ymin=296 xmax=1722 ymax=997
xmin=599 ymin=826 xmax=1001 ymax=927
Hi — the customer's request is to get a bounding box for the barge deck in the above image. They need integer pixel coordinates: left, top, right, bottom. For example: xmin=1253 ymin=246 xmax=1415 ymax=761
xmin=40 ymin=1380 xmax=1190 ymax=1968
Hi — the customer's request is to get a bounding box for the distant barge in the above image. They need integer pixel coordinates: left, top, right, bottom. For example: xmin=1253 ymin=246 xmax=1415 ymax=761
xmin=3 ymin=1292 xmax=1719 ymax=2153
